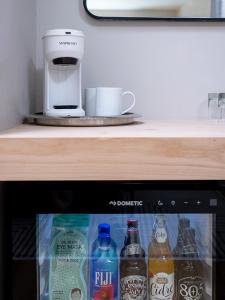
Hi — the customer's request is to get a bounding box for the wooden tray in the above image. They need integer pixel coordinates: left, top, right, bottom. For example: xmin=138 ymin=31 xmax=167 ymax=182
xmin=24 ymin=112 xmax=141 ymax=127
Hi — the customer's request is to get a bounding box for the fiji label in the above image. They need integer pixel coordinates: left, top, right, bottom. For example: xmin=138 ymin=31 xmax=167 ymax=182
xmin=149 ymin=272 xmax=174 ymax=300
xmin=178 ymin=276 xmax=204 ymax=300
xmin=92 ymin=271 xmax=115 ymax=300
xmin=120 ymin=275 xmax=147 ymax=300
xmin=95 ymin=271 xmax=112 ymax=286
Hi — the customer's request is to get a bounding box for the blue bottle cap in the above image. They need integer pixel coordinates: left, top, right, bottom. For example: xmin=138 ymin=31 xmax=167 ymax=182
xmin=98 ymin=223 xmax=110 ymax=238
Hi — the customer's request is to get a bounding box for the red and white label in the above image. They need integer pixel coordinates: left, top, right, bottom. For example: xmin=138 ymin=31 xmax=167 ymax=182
xmin=121 ymin=275 xmax=147 ymax=300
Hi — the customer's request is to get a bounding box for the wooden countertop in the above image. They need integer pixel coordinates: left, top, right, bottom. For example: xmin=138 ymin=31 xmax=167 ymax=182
xmin=1 ymin=120 xmax=225 ymax=181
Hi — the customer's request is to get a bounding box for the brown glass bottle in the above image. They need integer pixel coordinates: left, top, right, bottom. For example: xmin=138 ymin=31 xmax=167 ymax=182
xmin=176 ymin=227 xmax=204 ymax=300
xmin=148 ymin=215 xmax=175 ymax=300
xmin=173 ymin=217 xmax=191 ymax=300
xmin=120 ymin=219 xmax=147 ymax=300
xmin=173 ymin=217 xmax=190 ymax=257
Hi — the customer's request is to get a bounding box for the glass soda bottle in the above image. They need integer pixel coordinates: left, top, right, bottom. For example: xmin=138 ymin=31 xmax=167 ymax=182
xmin=90 ymin=223 xmax=118 ymax=300
xmin=173 ymin=216 xmax=191 ymax=300
xmin=176 ymin=227 xmax=204 ymax=300
xmin=173 ymin=217 xmax=190 ymax=257
xmin=120 ymin=219 xmax=147 ymax=300
xmin=148 ymin=215 xmax=175 ymax=300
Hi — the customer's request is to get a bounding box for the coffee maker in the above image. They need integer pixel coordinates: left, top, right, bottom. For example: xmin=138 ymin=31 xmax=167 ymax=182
xmin=43 ymin=29 xmax=85 ymax=117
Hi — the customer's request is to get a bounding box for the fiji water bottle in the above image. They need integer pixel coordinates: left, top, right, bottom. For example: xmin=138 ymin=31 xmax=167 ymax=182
xmin=90 ymin=223 xmax=118 ymax=300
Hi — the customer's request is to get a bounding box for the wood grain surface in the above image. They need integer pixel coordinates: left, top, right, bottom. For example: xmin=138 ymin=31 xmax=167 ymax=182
xmin=0 ymin=121 xmax=225 ymax=181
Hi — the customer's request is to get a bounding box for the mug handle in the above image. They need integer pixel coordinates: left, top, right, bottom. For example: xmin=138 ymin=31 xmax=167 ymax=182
xmin=122 ymin=91 xmax=136 ymax=115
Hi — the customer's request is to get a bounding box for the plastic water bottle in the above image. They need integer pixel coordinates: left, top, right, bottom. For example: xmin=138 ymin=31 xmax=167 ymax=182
xmin=90 ymin=223 xmax=118 ymax=300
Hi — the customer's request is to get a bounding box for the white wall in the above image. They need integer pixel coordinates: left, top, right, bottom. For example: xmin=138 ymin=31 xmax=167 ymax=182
xmin=35 ymin=0 xmax=225 ymax=119
xmin=0 ymin=0 xmax=36 ymax=130
xmin=0 ymin=184 xmax=3 ymax=299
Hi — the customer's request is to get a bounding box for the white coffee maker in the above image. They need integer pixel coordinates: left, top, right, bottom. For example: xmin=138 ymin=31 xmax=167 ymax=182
xmin=43 ymin=29 xmax=85 ymax=117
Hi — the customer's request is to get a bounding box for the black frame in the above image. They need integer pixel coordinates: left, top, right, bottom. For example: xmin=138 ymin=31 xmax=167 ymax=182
xmin=83 ymin=0 xmax=225 ymax=22
xmin=2 ymin=180 xmax=225 ymax=300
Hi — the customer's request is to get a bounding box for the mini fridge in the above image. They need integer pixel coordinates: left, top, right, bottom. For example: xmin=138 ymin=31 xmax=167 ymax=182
xmin=0 ymin=181 xmax=225 ymax=300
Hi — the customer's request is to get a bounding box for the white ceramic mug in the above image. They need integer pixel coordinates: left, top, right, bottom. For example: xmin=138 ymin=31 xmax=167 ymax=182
xmin=85 ymin=87 xmax=135 ymax=117
xmin=85 ymin=88 xmax=97 ymax=116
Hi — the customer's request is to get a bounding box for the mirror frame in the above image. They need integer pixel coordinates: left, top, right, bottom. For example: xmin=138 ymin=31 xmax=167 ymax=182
xmin=83 ymin=0 xmax=225 ymax=21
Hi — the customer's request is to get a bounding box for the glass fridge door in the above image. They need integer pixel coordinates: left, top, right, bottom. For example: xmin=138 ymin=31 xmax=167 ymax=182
xmin=38 ymin=213 xmax=212 ymax=300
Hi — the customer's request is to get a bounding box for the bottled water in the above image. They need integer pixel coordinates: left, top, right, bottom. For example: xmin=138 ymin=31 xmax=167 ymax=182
xmin=90 ymin=223 xmax=118 ymax=300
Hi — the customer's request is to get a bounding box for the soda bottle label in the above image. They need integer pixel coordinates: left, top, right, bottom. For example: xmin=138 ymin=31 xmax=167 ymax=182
xmin=149 ymin=272 xmax=174 ymax=300
xmin=155 ymin=228 xmax=167 ymax=243
xmin=126 ymin=243 xmax=141 ymax=255
xmin=120 ymin=275 xmax=147 ymax=300
xmin=178 ymin=276 xmax=204 ymax=300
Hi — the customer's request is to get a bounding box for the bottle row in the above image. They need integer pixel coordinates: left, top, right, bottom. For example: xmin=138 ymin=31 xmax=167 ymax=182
xmin=41 ymin=214 xmax=208 ymax=300
xmin=91 ymin=216 xmax=205 ymax=300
